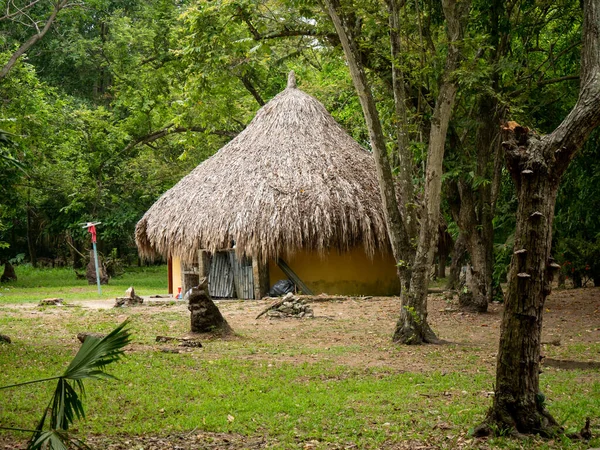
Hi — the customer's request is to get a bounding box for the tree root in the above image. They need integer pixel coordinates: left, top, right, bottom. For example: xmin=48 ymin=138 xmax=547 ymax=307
xmin=473 ymin=405 xmax=565 ymax=439
xmin=393 ymin=321 xmax=440 ymax=345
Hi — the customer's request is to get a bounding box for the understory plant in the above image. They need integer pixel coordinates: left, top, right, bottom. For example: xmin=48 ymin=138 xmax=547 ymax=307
xmin=0 ymin=320 xmax=131 ymax=449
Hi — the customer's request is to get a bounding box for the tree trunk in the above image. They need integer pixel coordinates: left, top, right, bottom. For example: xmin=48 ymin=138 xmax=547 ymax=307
xmin=1 ymin=262 xmax=17 ymax=282
xmin=393 ymin=0 xmax=470 ymax=344
xmin=188 ymin=277 xmax=232 ymax=335
xmin=453 ymin=0 xmax=506 ymax=313
xmin=322 ymin=0 xmax=412 ymax=291
xmin=436 ymin=227 xmax=451 ymax=279
xmin=324 ymin=0 xmax=470 ymax=344
xmin=389 ymin=0 xmax=418 ymax=239
xmin=484 ymin=132 xmax=563 ymax=435
xmin=479 ymin=0 xmax=600 ymax=429
xmin=457 ymin=181 xmax=490 ymax=312
xmin=446 ymin=232 xmax=466 ymax=290
xmin=456 ymin=92 xmax=504 ymax=312
xmin=26 ymin=198 xmax=37 ymax=268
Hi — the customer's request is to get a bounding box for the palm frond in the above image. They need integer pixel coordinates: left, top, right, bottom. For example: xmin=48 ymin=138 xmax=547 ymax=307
xmin=23 ymin=320 xmax=131 ymax=450
xmin=63 ymin=319 xmax=131 ymax=381
xmin=50 ymin=379 xmax=85 ymax=431
xmin=28 ymin=430 xmax=69 ymax=450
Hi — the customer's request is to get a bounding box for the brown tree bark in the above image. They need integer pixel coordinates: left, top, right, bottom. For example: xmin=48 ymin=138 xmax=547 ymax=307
xmin=457 ymin=179 xmax=491 ymax=312
xmin=446 ymin=232 xmax=466 ymax=290
xmin=322 ymin=0 xmax=412 ymax=292
xmin=477 ymin=0 xmax=600 ymax=435
xmin=455 ymin=0 xmax=506 ymax=313
xmin=393 ymin=0 xmax=470 ymax=344
xmin=324 ymin=0 xmax=470 ymax=345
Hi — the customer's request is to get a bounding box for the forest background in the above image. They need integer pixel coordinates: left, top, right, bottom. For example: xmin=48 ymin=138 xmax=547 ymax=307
xmin=1 ymin=0 xmax=599 ymax=291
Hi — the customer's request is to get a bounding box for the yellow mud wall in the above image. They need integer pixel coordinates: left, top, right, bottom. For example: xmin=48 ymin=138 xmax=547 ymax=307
xmin=172 ymin=257 xmax=182 ymax=298
xmin=268 ymin=248 xmax=400 ymax=296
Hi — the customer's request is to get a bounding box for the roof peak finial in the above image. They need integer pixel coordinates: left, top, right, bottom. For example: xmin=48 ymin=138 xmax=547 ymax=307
xmin=287 ymin=70 xmax=297 ymax=89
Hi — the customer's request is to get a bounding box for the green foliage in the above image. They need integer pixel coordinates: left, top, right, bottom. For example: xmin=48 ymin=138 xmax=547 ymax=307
xmin=492 ymin=233 xmax=514 ymax=286
xmin=552 ymin=130 xmax=600 ymax=287
xmin=0 ymin=321 xmax=131 ymax=449
xmin=555 ymin=237 xmax=600 ymax=287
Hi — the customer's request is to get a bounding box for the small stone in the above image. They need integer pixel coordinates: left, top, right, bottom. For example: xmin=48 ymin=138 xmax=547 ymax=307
xmin=282 ymin=292 xmax=295 ymax=302
xmin=0 ymin=334 xmax=11 ymax=344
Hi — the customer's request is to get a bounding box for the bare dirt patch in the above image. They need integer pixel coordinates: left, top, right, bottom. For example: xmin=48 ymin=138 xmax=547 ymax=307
xmin=1 ymin=287 xmax=598 ymax=449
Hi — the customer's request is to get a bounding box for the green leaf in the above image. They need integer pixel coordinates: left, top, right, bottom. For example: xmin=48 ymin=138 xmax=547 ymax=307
xmin=63 ymin=319 xmax=131 ymax=382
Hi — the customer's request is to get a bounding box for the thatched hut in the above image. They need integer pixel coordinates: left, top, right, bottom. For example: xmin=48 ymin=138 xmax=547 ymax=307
xmin=136 ymin=72 xmax=400 ymax=299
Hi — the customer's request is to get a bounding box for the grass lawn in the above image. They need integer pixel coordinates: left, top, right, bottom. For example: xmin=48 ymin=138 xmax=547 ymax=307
xmin=0 ymin=269 xmax=598 ymax=449
xmin=0 ymin=265 xmax=168 ymax=303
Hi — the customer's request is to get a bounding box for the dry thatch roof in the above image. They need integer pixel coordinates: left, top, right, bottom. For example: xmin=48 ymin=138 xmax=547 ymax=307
xmin=136 ymin=72 xmax=390 ymax=263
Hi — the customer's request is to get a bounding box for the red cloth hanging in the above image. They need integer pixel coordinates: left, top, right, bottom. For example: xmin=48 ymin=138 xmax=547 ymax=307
xmin=87 ymin=224 xmax=97 ymax=243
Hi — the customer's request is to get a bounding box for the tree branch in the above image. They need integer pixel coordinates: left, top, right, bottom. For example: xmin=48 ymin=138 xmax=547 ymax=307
xmin=543 ymin=0 xmax=600 ymax=176
xmin=0 ymin=0 xmax=43 ymax=21
xmin=239 ymin=75 xmax=265 ymax=106
xmin=0 ymin=0 xmax=69 ymax=80
xmin=119 ymin=124 xmax=238 ymax=156
xmin=510 ymin=74 xmax=580 ymax=97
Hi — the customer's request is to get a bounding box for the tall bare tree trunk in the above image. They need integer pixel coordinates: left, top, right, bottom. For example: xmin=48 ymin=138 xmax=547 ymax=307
xmin=324 ymin=0 xmax=470 ymax=345
xmin=322 ymin=0 xmax=413 ymax=292
xmin=477 ymin=0 xmax=600 ymax=435
xmin=388 ymin=0 xmax=418 ymax=239
xmin=456 ymin=0 xmax=506 ymax=312
xmin=393 ymin=0 xmax=470 ymax=344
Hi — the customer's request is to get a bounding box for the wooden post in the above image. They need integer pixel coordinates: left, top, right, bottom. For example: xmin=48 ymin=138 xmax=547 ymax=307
xmin=198 ymin=249 xmax=211 ymax=278
xmin=252 ymin=256 xmax=269 ymax=300
xmin=167 ymin=258 xmax=173 ymax=294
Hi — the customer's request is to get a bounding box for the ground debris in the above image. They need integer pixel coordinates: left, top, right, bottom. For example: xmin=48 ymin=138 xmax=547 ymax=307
xmin=114 ymin=286 xmax=144 ymax=307
xmin=77 ymin=332 xmax=107 ymax=343
xmin=256 ymin=292 xmax=314 ymax=319
xmin=83 ymin=432 xmax=270 ymax=449
xmin=156 ymin=335 xmax=203 ymax=348
xmin=38 ymin=298 xmax=64 ymax=306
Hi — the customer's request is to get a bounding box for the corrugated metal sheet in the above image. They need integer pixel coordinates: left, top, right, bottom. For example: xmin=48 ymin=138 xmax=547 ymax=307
xmin=229 ymin=252 xmax=254 ymax=300
xmin=208 ymin=252 xmax=235 ymax=298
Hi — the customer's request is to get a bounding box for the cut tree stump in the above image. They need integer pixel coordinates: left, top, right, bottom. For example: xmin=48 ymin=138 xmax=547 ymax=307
xmin=188 ymin=277 xmax=232 ymax=335
xmin=0 ymin=262 xmax=17 ymax=282
xmin=86 ymin=251 xmax=109 ymax=285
